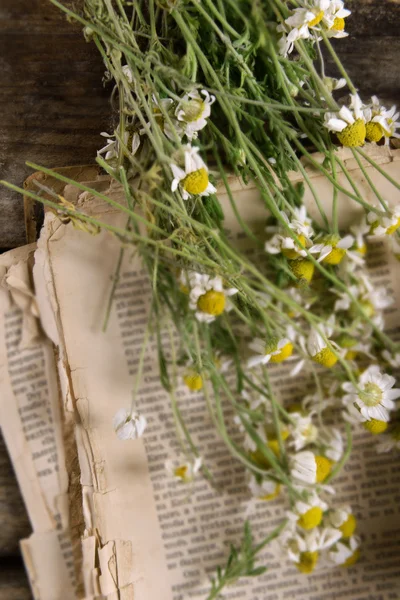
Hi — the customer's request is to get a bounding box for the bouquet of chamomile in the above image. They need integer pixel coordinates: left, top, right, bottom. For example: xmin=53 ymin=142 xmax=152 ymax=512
xmin=4 ymin=1 xmax=400 ymax=596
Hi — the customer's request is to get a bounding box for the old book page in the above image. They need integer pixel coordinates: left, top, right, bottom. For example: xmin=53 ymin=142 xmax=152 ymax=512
xmin=0 ymin=245 xmax=78 ymax=600
xmin=35 ymin=147 xmax=400 ymax=600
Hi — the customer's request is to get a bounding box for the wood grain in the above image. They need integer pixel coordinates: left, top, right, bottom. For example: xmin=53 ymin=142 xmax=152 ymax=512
xmin=326 ymin=0 xmax=400 ymax=105
xmin=0 ymin=558 xmax=31 ymax=600
xmin=0 ymin=0 xmax=111 ymax=249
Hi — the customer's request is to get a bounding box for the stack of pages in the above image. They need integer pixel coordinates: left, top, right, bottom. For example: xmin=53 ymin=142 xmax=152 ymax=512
xmin=1 ymin=147 xmax=400 ymax=600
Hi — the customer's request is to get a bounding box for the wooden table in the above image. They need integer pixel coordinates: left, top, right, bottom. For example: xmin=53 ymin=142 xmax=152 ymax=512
xmin=0 ymin=0 xmax=399 ymax=597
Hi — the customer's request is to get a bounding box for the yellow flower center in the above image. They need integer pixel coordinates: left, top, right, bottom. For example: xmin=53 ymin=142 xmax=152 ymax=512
xmin=320 ymin=235 xmax=347 ymax=265
xmin=197 ymin=290 xmax=226 ymax=316
xmin=282 ymin=234 xmax=307 ymax=259
xmin=289 ymin=258 xmax=315 ymax=284
xmin=287 ymin=402 xmax=303 ymax=413
xmin=267 ymin=429 xmax=289 ymax=456
xmin=386 ymin=217 xmax=400 ymax=235
xmin=312 ymin=348 xmax=338 ymax=368
xmin=250 ymin=448 xmax=271 ymax=470
xmin=342 ymin=548 xmax=360 ymax=568
xmin=260 ymin=483 xmax=281 ymax=501
xmin=331 ymin=16 xmax=345 ymax=31
xmin=356 ymin=243 xmax=367 ymax=255
xmin=309 ymin=10 xmax=324 ymax=27
xmin=363 ymin=419 xmax=388 ymax=435
xmin=182 ymin=168 xmax=209 ymax=195
xmin=339 ymin=514 xmax=357 ymax=539
xmin=365 ymin=122 xmax=384 ymax=143
xmin=337 ymin=119 xmax=366 ymax=148
xmin=183 ymin=371 xmax=203 ymax=391
xmin=322 ymin=246 xmax=346 ymax=265
xmin=174 ymin=465 xmax=189 ymax=480
xmin=270 ymin=342 xmax=294 ymax=363
xmin=359 ymin=382 xmax=383 ymax=407
xmin=296 ymin=551 xmax=319 ymax=574
xmin=182 ymin=99 xmax=205 ymax=123
xmin=298 ymin=506 xmax=323 ymax=530
xmin=315 ymin=455 xmax=332 ymax=483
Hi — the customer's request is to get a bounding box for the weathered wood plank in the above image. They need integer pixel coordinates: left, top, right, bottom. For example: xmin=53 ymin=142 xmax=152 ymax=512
xmin=326 ymin=0 xmax=400 ymax=105
xmin=326 ymin=36 xmax=400 ymax=106
xmin=0 ymin=0 xmax=111 ymax=249
xmin=0 ymin=557 xmax=31 ymax=600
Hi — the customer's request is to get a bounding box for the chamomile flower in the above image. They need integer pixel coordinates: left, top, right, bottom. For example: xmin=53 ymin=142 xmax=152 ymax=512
xmin=277 ymin=0 xmax=329 ymax=56
xmin=364 ymin=96 xmax=400 ymax=144
xmin=343 ymin=402 xmax=389 ymax=435
xmin=289 ymin=258 xmax=315 ymax=284
xmin=98 ymin=127 xmax=140 ymax=163
xmin=367 ymin=205 xmax=400 ymax=236
xmin=376 ymin=422 xmax=400 ymax=453
xmin=323 ymin=76 xmax=347 ymax=92
xmin=175 ymin=90 xmax=215 ymax=140
xmin=213 ymin=352 xmax=233 ymax=374
xmin=248 ymin=328 xmax=296 ymax=368
xmin=183 ymin=367 xmax=203 ymax=391
xmin=324 ymin=94 xmax=366 ymax=147
xmin=277 ymin=30 xmax=295 ymax=58
xmin=170 ymin=145 xmax=217 ymax=200
xmin=290 ymin=450 xmax=333 ymax=485
xmin=318 ymin=427 xmax=344 ymax=462
xmin=382 ymin=350 xmax=400 ymax=369
xmin=309 ymin=234 xmax=354 ymax=265
xmin=327 ymin=506 xmax=357 ymax=538
xmin=284 ymin=0 xmax=331 ymax=39
xmin=336 ymin=334 xmax=372 ymax=361
xmin=306 ymin=321 xmax=339 ymax=368
xmin=248 ymin=475 xmax=281 ymax=501
xmin=240 ymin=388 xmax=270 ymax=412
xmin=281 ymin=526 xmax=342 ymax=573
xmin=324 ymin=0 xmax=351 ymax=37
xmin=266 ymin=207 xmax=314 ymax=259
xmin=149 ymin=95 xmax=182 ymax=141
xmin=288 ymin=492 xmax=328 ymax=530
xmin=281 ymin=287 xmax=314 ymax=319
xmin=289 ymin=412 xmax=319 ymax=451
xmin=165 ymin=456 xmax=202 ymax=483
xmin=286 ymin=206 xmax=315 ymax=238
xmin=265 ymin=234 xmax=308 ymax=259
xmin=333 ymin=273 xmax=393 ymax=315
xmin=187 ymin=272 xmax=238 ymax=323
xmin=121 ymin=64 xmax=134 ymax=83
xmin=350 ymin=217 xmax=370 ymax=255
xmin=113 ymin=407 xmax=147 ymax=440
xmin=328 ymin=535 xmax=360 ymax=567
xmin=342 ymin=364 xmax=400 ymax=422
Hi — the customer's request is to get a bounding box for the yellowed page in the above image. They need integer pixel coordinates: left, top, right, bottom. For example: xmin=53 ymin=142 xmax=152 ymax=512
xmin=38 ymin=147 xmax=400 ymax=600
xmin=0 ymin=245 xmax=77 ymax=600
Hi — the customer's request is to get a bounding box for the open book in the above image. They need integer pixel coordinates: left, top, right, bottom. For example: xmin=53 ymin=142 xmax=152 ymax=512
xmin=1 ymin=147 xmax=400 ymax=599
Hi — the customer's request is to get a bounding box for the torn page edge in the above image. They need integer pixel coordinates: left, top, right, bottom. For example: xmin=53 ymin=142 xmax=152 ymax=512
xmin=35 ymin=214 xmax=136 ymax=599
